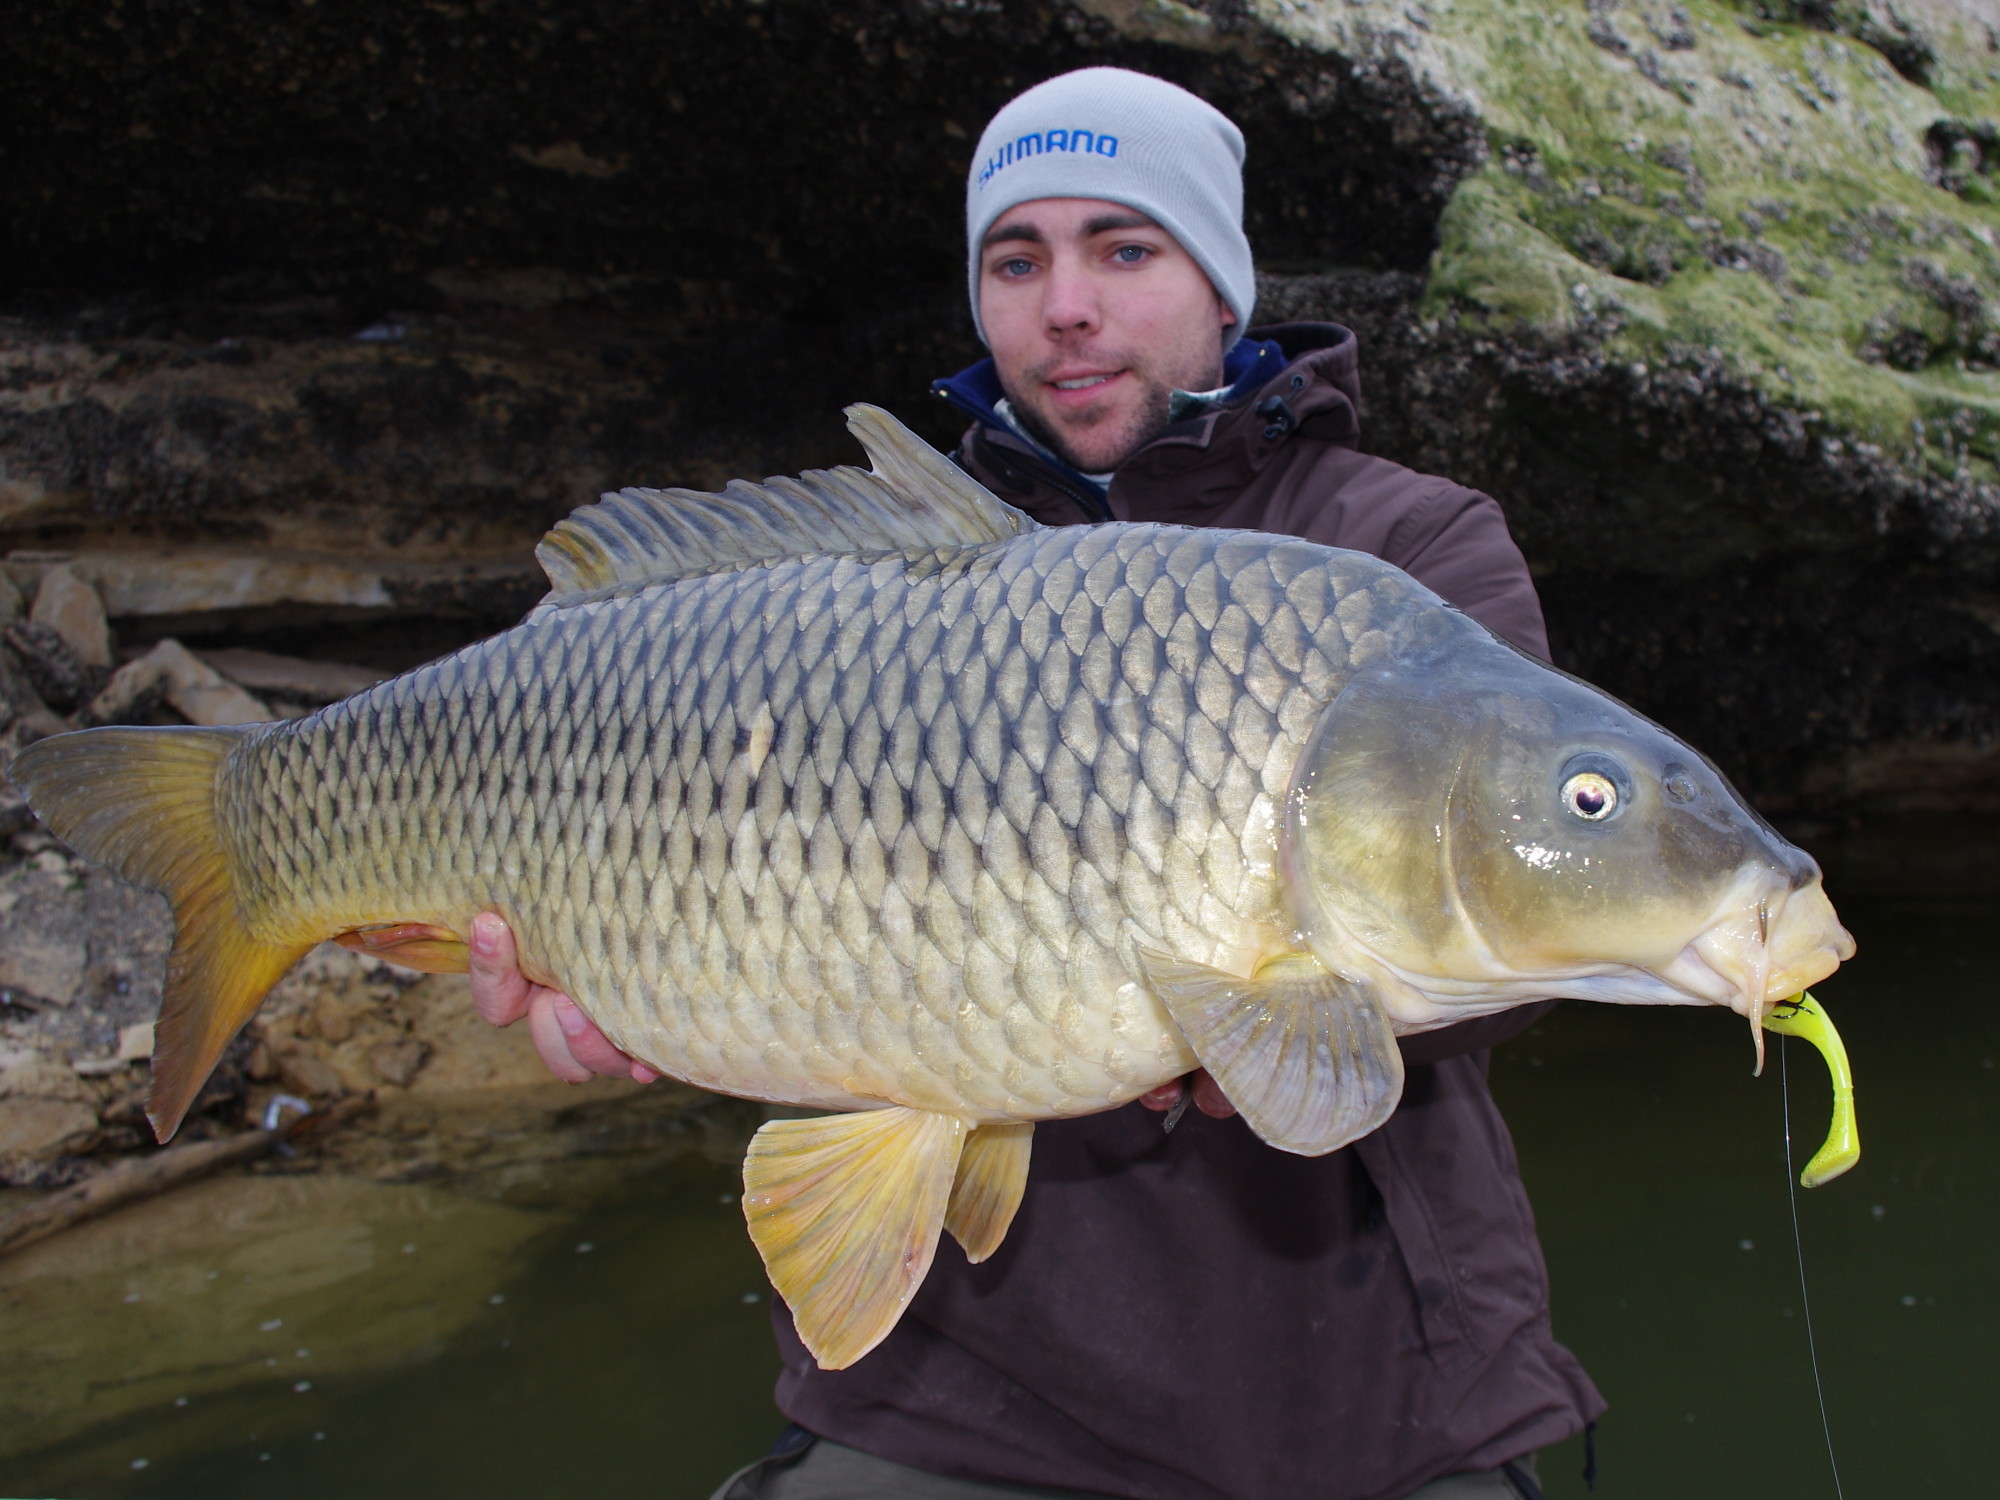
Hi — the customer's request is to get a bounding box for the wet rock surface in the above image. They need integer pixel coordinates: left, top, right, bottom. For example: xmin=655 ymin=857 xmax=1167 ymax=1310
xmin=0 ymin=0 xmax=1996 ymax=1196
xmin=3 ymin=0 xmax=1995 ymax=808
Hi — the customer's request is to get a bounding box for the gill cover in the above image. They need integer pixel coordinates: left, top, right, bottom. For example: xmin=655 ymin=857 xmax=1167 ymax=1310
xmin=1282 ymin=629 xmax=1845 ymax=1015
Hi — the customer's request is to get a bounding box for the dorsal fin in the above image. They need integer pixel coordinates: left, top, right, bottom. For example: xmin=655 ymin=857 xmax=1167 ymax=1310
xmin=536 ymin=403 xmax=1035 ymax=596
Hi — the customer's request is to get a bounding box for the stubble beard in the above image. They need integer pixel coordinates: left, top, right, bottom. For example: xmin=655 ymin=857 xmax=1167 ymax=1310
xmin=1007 ymin=370 xmax=1174 ymax=476
xmin=1003 ymin=332 xmax=1229 ymax=475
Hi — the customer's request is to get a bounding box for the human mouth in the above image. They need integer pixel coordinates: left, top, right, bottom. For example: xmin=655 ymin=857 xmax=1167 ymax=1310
xmin=1041 ymin=369 xmax=1128 ymax=409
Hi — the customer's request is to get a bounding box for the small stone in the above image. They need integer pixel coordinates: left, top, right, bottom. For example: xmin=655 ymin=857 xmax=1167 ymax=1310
xmin=273 ymin=1044 xmax=344 ymax=1098
xmin=116 ymin=1022 xmax=155 ymax=1061
xmin=30 ymin=564 xmax=113 ymax=670
xmin=4 ymin=620 xmax=86 ymax=711
xmin=151 ymin=639 xmax=272 ymax=726
xmin=261 ymin=1318 xmax=283 ymax=1331
xmin=80 ymin=651 xmax=171 ymax=727
xmin=0 ymin=929 xmax=86 ymax=1006
xmin=367 ymin=1038 xmax=430 ymax=1086
xmin=198 ymin=648 xmax=383 ymax=704
xmin=311 ymin=990 xmax=360 ymax=1044
xmin=0 ymin=1097 xmax=99 ymax=1159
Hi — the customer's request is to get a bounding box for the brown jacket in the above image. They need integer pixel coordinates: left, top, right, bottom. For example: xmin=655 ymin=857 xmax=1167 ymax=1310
xmin=772 ymin=324 xmax=1603 ymax=1500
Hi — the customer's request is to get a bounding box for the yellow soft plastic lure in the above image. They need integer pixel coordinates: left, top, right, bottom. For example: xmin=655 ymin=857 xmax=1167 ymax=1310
xmin=1763 ymin=991 xmax=1858 ymax=1187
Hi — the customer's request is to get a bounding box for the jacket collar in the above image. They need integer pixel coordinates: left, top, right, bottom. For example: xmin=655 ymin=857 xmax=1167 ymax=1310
xmin=931 ymin=336 xmax=1290 ymax=512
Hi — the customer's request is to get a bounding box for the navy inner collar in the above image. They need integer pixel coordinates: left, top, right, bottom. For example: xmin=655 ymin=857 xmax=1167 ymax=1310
xmin=930 ymin=336 xmax=1289 ymax=505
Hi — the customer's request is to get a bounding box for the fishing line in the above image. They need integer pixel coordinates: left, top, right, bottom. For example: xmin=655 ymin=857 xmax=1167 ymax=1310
xmin=1781 ymin=1036 xmax=1845 ymax=1500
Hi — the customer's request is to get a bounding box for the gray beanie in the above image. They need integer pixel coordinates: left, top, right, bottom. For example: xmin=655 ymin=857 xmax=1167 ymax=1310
xmin=965 ymin=68 xmax=1255 ymax=344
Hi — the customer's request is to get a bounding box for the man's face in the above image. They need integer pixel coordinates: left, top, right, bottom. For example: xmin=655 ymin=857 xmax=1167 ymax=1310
xmin=978 ymin=197 xmax=1236 ymax=474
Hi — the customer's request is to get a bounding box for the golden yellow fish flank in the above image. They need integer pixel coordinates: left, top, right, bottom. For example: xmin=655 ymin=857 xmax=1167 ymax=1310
xmin=10 ymin=406 xmax=1855 ymax=1369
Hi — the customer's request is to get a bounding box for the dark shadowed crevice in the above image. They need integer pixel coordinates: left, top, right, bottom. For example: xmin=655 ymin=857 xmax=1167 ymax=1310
xmin=0 ymin=0 xmax=1480 ymax=302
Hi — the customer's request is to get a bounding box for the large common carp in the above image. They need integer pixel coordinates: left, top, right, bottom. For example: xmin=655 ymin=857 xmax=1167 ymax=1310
xmin=12 ymin=407 xmax=1855 ymax=1368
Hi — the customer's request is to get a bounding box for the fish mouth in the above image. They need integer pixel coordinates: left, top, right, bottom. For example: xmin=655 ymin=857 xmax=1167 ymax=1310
xmin=1673 ymin=875 xmax=1855 ymax=1067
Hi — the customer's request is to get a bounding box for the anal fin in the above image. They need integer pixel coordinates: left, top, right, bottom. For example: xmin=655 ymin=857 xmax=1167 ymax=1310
xmin=334 ymin=922 xmax=470 ymax=973
xmin=741 ymin=1106 xmax=967 ymax=1369
xmin=1137 ymin=949 xmax=1404 ymax=1157
xmin=946 ymin=1122 xmax=1032 ymax=1263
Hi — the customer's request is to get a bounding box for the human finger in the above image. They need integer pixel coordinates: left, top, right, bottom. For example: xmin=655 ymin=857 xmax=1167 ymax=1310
xmin=1191 ymin=1069 xmax=1235 ymax=1119
xmin=551 ymin=995 xmax=647 ymax=1079
xmin=467 ymin=912 xmax=532 ymax=1027
xmin=525 ymin=989 xmax=597 ymax=1083
xmin=1137 ymin=1079 xmax=1185 ymax=1112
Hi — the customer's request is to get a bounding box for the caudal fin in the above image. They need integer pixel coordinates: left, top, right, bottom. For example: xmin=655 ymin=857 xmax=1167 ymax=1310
xmin=10 ymin=726 xmax=314 ymax=1142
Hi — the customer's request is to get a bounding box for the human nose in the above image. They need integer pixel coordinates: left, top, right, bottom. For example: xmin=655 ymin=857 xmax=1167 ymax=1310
xmin=1041 ymin=259 xmax=1100 ymax=337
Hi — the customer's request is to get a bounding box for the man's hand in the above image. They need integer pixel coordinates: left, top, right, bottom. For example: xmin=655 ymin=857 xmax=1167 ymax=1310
xmin=467 ymin=912 xmax=660 ymax=1084
xmin=1138 ymin=1070 xmax=1235 ymax=1119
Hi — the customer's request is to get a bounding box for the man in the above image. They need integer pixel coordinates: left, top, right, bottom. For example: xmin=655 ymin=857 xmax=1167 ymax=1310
xmin=470 ymin=67 xmax=1603 ymax=1500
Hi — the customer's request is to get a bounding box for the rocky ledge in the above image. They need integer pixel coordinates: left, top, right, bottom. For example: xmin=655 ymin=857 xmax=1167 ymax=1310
xmin=0 ymin=0 xmax=1996 ymax=1187
xmin=4 ymin=0 xmax=1996 ymax=813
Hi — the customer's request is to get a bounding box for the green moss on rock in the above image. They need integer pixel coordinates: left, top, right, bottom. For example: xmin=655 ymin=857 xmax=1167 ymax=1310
xmin=1268 ymin=0 xmax=2000 ymax=488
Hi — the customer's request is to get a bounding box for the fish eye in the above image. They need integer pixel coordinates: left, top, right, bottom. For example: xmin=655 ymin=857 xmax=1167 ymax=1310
xmin=1562 ymin=772 xmax=1618 ymax=821
xmin=1557 ymin=752 xmax=1631 ymax=823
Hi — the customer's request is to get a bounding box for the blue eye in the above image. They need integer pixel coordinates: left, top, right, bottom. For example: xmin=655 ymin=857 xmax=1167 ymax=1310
xmin=1114 ymin=245 xmax=1149 ymax=263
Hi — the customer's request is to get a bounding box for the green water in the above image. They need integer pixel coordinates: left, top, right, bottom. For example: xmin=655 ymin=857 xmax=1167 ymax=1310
xmin=4 ymin=886 xmax=1993 ymax=1499
xmin=1512 ymin=888 xmax=2000 ymax=1498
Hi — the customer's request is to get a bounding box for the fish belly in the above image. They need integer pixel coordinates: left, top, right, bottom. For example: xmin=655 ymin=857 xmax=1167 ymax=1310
xmin=219 ymin=525 xmax=1401 ymax=1123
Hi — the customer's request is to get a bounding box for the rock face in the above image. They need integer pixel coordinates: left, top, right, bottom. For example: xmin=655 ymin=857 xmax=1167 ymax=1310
xmin=2 ymin=0 xmax=1997 ymax=811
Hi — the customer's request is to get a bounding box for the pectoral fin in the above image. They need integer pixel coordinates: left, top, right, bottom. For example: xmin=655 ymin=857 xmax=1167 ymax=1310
xmin=741 ymin=1106 xmax=967 ymax=1370
xmin=945 ymin=1122 xmax=1033 ymax=1263
xmin=1137 ymin=949 xmax=1404 ymax=1157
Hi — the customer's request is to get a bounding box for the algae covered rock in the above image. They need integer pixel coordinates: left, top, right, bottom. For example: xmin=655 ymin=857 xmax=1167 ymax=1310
xmin=1245 ymin=0 xmax=2000 ymax=808
xmin=1 ymin=0 xmax=1995 ymax=809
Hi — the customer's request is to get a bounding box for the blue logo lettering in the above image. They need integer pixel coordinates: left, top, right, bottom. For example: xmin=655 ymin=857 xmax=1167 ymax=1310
xmin=976 ymin=123 xmax=1120 ymax=188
